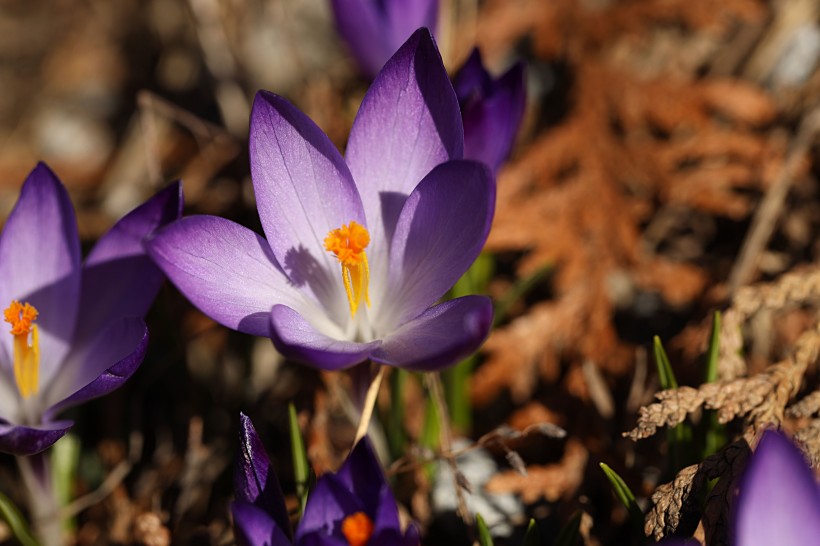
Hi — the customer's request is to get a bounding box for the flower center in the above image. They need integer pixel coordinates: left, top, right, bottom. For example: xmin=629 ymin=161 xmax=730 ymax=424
xmin=3 ymin=301 xmax=40 ymax=399
xmin=324 ymin=221 xmax=371 ymax=318
xmin=341 ymin=511 xmax=374 ymax=546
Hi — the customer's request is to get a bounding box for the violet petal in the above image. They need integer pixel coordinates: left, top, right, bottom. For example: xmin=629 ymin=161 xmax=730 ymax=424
xmin=382 ymin=160 xmax=494 ymax=327
xmin=461 ymin=61 xmax=526 ymax=172
xmin=335 ymin=439 xmax=399 ymax=533
xmin=372 ymin=296 xmax=492 ymax=371
xmin=329 ymin=0 xmax=391 ymax=78
xmin=231 ymin=501 xmax=292 ymax=546
xmin=44 ymin=317 xmax=148 ymax=416
xmin=0 ymin=163 xmax=81 ymax=385
xmin=295 ymin=473 xmax=364 ymax=543
xmin=345 ymin=28 xmax=463 ymax=295
xmin=452 ymin=49 xmax=492 ymax=100
xmin=146 ymin=215 xmax=307 ymax=337
xmin=269 ymin=305 xmax=381 ymax=370
xmin=76 ymin=181 xmax=182 ymax=347
xmin=0 ymin=419 xmax=73 ymax=456
xmin=249 ymin=91 xmax=365 ymax=326
xmin=235 ymin=413 xmax=292 ymax=539
xmin=734 ymin=430 xmax=820 ymax=546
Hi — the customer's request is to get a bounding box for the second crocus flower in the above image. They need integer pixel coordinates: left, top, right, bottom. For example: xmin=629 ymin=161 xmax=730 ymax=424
xmin=0 ymin=163 xmax=182 ymax=455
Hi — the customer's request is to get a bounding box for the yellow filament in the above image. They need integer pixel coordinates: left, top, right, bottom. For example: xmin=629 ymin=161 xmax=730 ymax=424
xmin=324 ymin=221 xmax=372 ymax=318
xmin=4 ymin=301 xmax=40 ymax=399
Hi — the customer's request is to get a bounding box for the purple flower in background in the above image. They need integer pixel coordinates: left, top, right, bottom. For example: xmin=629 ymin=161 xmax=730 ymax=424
xmin=453 ymin=48 xmax=526 ymax=173
xmin=0 ymin=163 xmax=182 ymax=456
xmin=330 ymin=0 xmax=439 ymax=78
xmin=232 ymin=413 xmax=419 ymax=546
xmin=148 ymin=29 xmax=494 ymax=372
xmin=660 ymin=430 xmax=820 ymax=546
xmin=733 ymin=430 xmax=820 ymax=545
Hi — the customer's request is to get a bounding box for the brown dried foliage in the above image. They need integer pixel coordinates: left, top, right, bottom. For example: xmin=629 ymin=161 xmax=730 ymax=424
xmin=470 ymin=0 xmax=781 ymax=406
xmin=645 ymin=441 xmax=750 ymax=542
xmin=632 ymin=268 xmax=820 ymax=541
xmin=626 ymin=313 xmax=820 ymax=441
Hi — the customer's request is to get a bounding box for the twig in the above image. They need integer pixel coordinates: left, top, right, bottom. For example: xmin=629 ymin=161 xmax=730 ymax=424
xmin=728 ymin=108 xmax=820 ymax=294
xmin=424 ymin=372 xmax=474 ymax=527
xmin=354 ymin=365 xmax=385 ymax=444
xmin=62 ymin=431 xmax=142 ymax=518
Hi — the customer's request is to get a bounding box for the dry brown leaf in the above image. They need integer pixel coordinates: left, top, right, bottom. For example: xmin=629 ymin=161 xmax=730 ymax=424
xmin=485 ymin=439 xmax=588 ymax=503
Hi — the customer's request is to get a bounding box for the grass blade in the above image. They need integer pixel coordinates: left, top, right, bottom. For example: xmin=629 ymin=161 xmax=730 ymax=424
xmin=553 ymin=511 xmax=582 ymax=546
xmin=522 ymin=519 xmax=540 ymax=546
xmin=288 ymin=403 xmax=310 ymax=515
xmin=599 ymin=463 xmax=643 ymax=532
xmin=0 ymin=492 xmax=40 ymax=546
xmin=653 ymin=336 xmax=678 ymax=389
xmin=476 ymin=513 xmax=494 ymax=546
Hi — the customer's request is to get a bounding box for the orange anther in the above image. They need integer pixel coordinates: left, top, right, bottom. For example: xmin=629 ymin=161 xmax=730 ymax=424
xmin=341 ymin=511 xmax=374 ymax=546
xmin=324 ymin=221 xmax=370 ymax=267
xmin=4 ymin=301 xmax=38 ymax=336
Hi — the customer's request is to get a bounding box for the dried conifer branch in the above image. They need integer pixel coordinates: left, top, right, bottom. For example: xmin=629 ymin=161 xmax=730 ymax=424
xmin=645 ymin=441 xmax=750 ymax=541
xmin=794 ymin=419 xmax=820 ymax=468
xmin=701 ymin=442 xmax=751 ymax=546
xmin=788 ymin=390 xmax=820 ymax=418
xmin=719 ymin=265 xmax=820 ymax=379
xmin=627 ymin=318 xmax=820 ymax=440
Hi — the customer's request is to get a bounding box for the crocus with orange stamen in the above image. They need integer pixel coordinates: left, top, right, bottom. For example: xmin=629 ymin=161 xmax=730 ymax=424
xmin=0 ymin=163 xmax=182 ymax=456
xmin=232 ymin=413 xmax=419 ymax=546
xmin=148 ymin=29 xmax=494 ymax=372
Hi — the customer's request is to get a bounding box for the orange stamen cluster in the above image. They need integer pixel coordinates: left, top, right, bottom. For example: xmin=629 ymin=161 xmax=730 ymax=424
xmin=324 ymin=221 xmax=370 ymax=266
xmin=4 ymin=300 xmax=40 ymax=399
xmin=4 ymin=301 xmax=38 ymax=336
xmin=324 ymin=221 xmax=371 ymax=317
xmin=341 ymin=511 xmax=374 ymax=546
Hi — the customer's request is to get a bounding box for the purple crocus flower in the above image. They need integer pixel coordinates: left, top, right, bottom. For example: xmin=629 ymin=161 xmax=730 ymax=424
xmin=661 ymin=430 xmax=820 ymax=546
xmin=453 ymin=48 xmax=526 ymax=173
xmin=232 ymin=413 xmax=419 ymax=546
xmin=0 ymin=163 xmax=182 ymax=456
xmin=329 ymin=0 xmax=439 ymax=78
xmin=147 ymin=29 xmax=494 ymax=372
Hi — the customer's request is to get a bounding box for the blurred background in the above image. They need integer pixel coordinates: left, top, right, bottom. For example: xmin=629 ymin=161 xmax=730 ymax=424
xmin=2 ymin=0 xmax=820 ymax=544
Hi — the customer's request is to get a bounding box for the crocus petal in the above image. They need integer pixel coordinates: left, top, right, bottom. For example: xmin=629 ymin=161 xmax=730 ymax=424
xmin=0 ymin=163 xmax=81 ymax=384
xmin=452 ymin=49 xmax=492 ymax=100
xmin=734 ymin=430 xmax=820 ymax=546
xmin=236 ymin=413 xmax=292 ymax=539
xmin=0 ymin=419 xmax=73 ymax=456
xmin=384 ymin=1 xmax=439 ymax=55
xmin=75 ymin=182 xmax=182 ymax=347
xmin=329 ymin=0 xmax=391 ymax=78
xmin=249 ymin=91 xmax=365 ymax=326
xmin=335 ymin=439 xmax=399 ymax=533
xmin=43 ymin=317 xmax=148 ymax=415
xmin=295 ymin=474 xmax=365 ymax=542
xmin=269 ymin=305 xmax=381 ymax=370
xmin=372 ymin=296 xmax=492 ymax=371
xmin=461 ymin=62 xmax=526 ymax=172
xmin=380 ymin=160 xmax=494 ymax=328
xmin=331 ymin=0 xmax=439 ymax=78
xmin=232 ymin=501 xmax=292 ymax=546
xmin=147 ymin=215 xmax=312 ymax=337
xmin=346 ymin=28 xmax=463 ymax=296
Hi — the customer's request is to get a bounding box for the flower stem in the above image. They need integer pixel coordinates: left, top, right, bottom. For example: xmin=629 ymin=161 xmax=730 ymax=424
xmin=354 ymin=364 xmax=385 ymax=444
xmin=17 ymin=452 xmax=63 ymax=546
